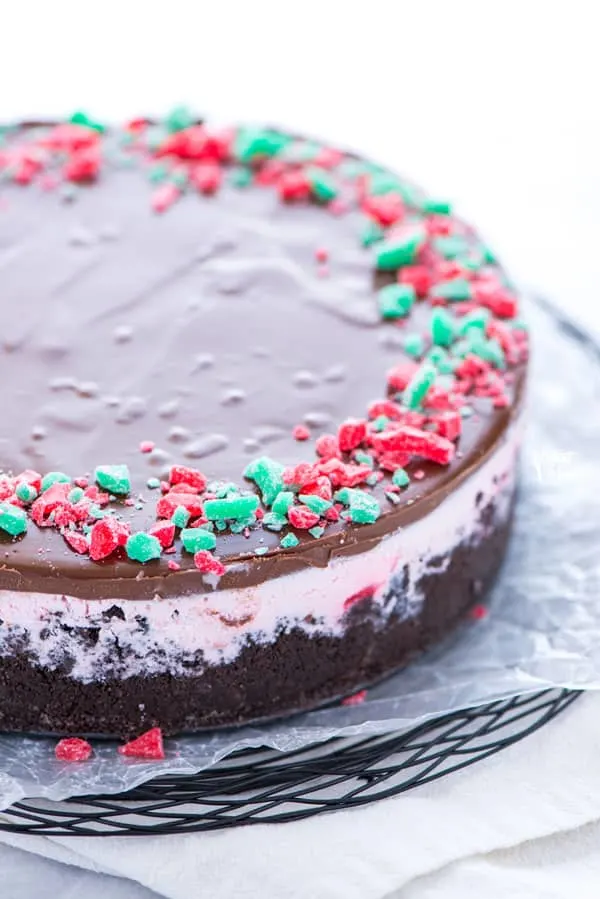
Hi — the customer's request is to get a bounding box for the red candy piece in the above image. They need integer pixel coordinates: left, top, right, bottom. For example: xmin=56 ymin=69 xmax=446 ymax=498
xmin=157 ymin=492 xmax=204 ymax=519
xmin=474 ymin=283 xmax=518 ymax=319
xmin=84 ymin=485 xmax=111 ymax=505
xmin=362 ymin=193 xmax=404 ymax=226
xmin=193 ymin=550 xmax=226 ymax=576
xmin=254 ymin=159 xmax=286 ymax=186
xmin=367 ymin=400 xmax=403 ymax=421
xmin=277 ymin=170 xmax=311 ymax=202
xmin=287 ymin=505 xmax=320 ymax=529
xmin=371 ymin=426 xmax=455 ymax=465
xmin=139 ymin=440 xmax=155 ymax=453
xmin=470 ymin=604 xmax=488 ymax=621
xmin=398 ymin=265 xmax=432 ymax=298
xmin=43 ymin=123 xmax=98 ymax=151
xmin=426 ymin=215 xmax=453 ymax=237
xmin=64 ymin=147 xmax=101 ymax=182
xmin=149 ymin=521 xmax=176 ymax=549
xmin=15 ymin=469 xmax=42 ymax=492
xmin=377 ymin=451 xmax=412 ymax=472
xmin=314 ymin=247 xmax=329 ymax=263
xmin=55 ymin=737 xmax=93 ymax=762
xmin=63 ymin=530 xmax=89 ymax=555
xmin=167 ymin=560 xmax=181 ymax=571
xmin=434 ymin=410 xmax=462 ymax=441
xmin=387 ymin=362 xmax=419 ymax=392
xmin=316 ymin=458 xmax=372 ymax=487
xmin=30 ymin=483 xmax=71 ymax=527
xmin=341 ymin=689 xmax=368 ymax=707
xmin=155 ymin=126 xmax=230 ymax=162
xmin=89 ymin=517 xmax=130 ymax=561
xmin=293 ymin=424 xmax=311 ymax=442
xmin=169 ymin=465 xmax=207 ymax=492
xmin=191 ymin=162 xmax=223 ymax=194
xmin=118 ymin=727 xmax=165 ymax=760
xmin=315 ymin=433 xmax=340 ymax=460
xmin=152 ymin=183 xmax=180 ymax=213
xmin=299 ymin=475 xmax=333 ymax=501
xmin=338 ymin=418 xmax=367 ymax=453
xmin=283 ymin=462 xmax=321 ymax=489
xmin=312 ymin=147 xmax=343 ymax=169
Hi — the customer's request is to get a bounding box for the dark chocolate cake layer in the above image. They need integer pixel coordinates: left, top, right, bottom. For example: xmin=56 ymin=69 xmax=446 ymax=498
xmin=0 ymin=113 xmax=527 ymax=736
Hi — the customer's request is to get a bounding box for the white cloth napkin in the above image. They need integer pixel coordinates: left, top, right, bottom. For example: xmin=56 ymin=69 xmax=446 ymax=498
xmin=1 ymin=691 xmax=600 ymax=898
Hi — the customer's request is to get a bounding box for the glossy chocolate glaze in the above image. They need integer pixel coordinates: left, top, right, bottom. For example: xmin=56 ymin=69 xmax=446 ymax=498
xmin=0 ymin=130 xmax=525 ymax=598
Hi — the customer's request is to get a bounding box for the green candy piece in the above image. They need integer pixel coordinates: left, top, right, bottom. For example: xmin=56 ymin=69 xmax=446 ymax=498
xmin=372 ymin=415 xmax=390 ymax=432
xmin=335 ymin=488 xmax=380 ymax=524
xmin=165 ymin=105 xmax=195 ymax=133
xmin=126 ymin=532 xmax=162 ymax=563
xmin=67 ymin=487 xmax=84 ymax=504
xmin=431 ymin=308 xmax=455 ymax=347
xmin=458 ymin=308 xmax=490 ymax=335
xmin=69 ymin=110 xmax=105 ymax=133
xmin=468 ymin=334 xmax=506 ymax=369
xmin=482 ymin=244 xmax=498 ymax=264
xmin=307 ymin=167 xmax=338 ymax=202
xmin=354 ymin=451 xmax=375 ymax=469
xmin=280 ymin=140 xmax=322 ymax=163
xmin=361 ymin=220 xmax=384 ymax=247
xmin=255 ymin=546 xmax=269 ymax=556
xmin=229 ymin=167 xmax=253 ymax=188
xmin=244 ymin=456 xmax=285 ymax=506
xmin=427 ymin=346 xmax=455 ymax=374
xmin=171 ymin=505 xmax=191 ymax=529
xmin=395 ymin=180 xmax=425 ymax=208
xmin=421 ymin=198 xmax=452 ymax=215
xmin=377 ymin=284 xmax=416 ymax=320
xmin=41 ymin=472 xmax=71 ymax=492
xmin=433 ymin=235 xmax=469 ymax=260
xmin=15 ymin=482 xmax=38 ymax=503
xmin=148 ymin=163 xmax=169 ymax=184
xmin=280 ymin=533 xmax=300 ymax=549
xmin=338 ymin=159 xmax=369 ymax=179
xmin=170 ymin=168 xmax=189 ymax=188
xmin=392 ymin=468 xmax=410 ymax=488
xmin=298 ymin=494 xmax=332 ymax=516
xmin=403 ymin=333 xmax=425 ymax=359
xmin=375 ymin=225 xmax=426 ymax=271
xmin=308 ymin=526 xmax=325 ymax=539
xmin=0 ymin=502 xmax=28 ymax=536
xmin=367 ymin=171 xmax=402 ymax=195
xmin=147 ymin=477 xmax=161 ymax=489
xmin=181 ymin=527 xmax=217 ymax=552
xmin=94 ymin=464 xmax=131 ymax=496
xmin=402 ymin=362 xmax=437 ymax=410
xmin=431 ymin=278 xmax=473 ymax=302
xmin=262 ymin=512 xmax=288 ymax=532
xmin=204 ymin=495 xmax=259 ymax=521
xmin=511 ymin=318 xmax=529 ymax=333
xmin=234 ymin=128 xmax=289 ymax=163
xmin=272 ymin=491 xmax=295 ymax=516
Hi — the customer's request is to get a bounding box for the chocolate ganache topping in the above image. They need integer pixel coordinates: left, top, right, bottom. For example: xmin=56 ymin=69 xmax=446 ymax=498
xmin=0 ymin=112 xmax=527 ymax=598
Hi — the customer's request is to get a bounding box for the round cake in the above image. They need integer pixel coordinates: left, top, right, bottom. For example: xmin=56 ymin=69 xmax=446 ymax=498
xmin=0 ymin=111 xmax=527 ymax=736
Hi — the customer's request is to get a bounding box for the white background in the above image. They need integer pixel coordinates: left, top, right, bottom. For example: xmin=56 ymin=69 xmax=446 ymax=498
xmin=1 ymin=2 xmax=599 ymax=895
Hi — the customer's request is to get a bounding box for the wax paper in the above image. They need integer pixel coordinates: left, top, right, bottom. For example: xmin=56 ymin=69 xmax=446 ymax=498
xmin=0 ymin=297 xmax=598 ymax=810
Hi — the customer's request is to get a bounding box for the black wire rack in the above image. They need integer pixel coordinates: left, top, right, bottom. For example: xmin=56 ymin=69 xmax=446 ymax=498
xmin=0 ymin=688 xmax=579 ymax=836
